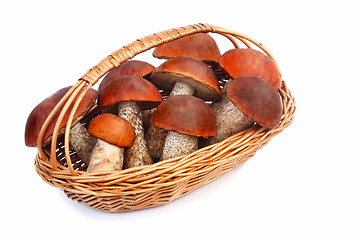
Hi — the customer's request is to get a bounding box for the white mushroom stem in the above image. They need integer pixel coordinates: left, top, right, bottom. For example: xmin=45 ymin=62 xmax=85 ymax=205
xmin=87 ymin=139 xmax=124 ymax=172
xmin=118 ymin=102 xmax=153 ymax=168
xmin=69 ymin=122 xmax=97 ymax=165
xmin=161 ymin=130 xmax=198 ymax=160
xmin=145 ymin=81 xmax=197 ymax=161
xmin=204 ymin=94 xmax=254 ymax=145
xmin=170 ymin=81 xmax=195 ymax=96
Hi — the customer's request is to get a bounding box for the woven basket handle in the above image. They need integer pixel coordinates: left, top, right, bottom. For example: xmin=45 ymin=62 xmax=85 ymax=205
xmin=37 ymin=23 xmax=281 ymax=175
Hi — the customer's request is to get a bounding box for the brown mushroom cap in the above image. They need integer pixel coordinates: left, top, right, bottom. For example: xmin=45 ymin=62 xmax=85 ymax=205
xmin=150 ymin=95 xmax=216 ymax=137
xmin=88 ymin=113 xmax=136 ymax=147
xmin=98 ymin=60 xmax=155 ymax=93
xmin=153 ymin=33 xmax=221 ymax=64
xmin=25 ymin=86 xmax=98 ymax=147
xmin=98 ymin=75 xmax=163 ymax=111
xmin=219 ymin=48 xmax=281 ymax=90
xmin=227 ymin=77 xmax=282 ymax=129
xmin=151 ymin=57 xmax=222 ymax=101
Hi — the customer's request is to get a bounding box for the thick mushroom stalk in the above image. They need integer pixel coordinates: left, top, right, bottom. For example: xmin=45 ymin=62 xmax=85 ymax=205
xmin=205 ymin=94 xmax=254 ymax=145
xmin=169 ymin=81 xmax=195 ymax=96
xmin=161 ymin=130 xmax=198 ymax=160
xmin=86 ymin=113 xmax=136 ymax=172
xmin=68 ymin=122 xmax=97 ymax=165
xmin=87 ymin=139 xmax=125 ymax=172
xmin=205 ymin=77 xmax=283 ymax=146
xmin=151 ymin=95 xmax=216 ymax=161
xmin=118 ymin=102 xmax=153 ymax=168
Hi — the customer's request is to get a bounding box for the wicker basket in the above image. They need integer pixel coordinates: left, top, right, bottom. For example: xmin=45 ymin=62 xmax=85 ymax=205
xmin=34 ymin=23 xmax=295 ymax=212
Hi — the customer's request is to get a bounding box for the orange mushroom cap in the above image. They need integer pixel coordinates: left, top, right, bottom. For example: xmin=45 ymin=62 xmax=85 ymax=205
xmin=25 ymin=86 xmax=98 ymax=147
xmin=151 ymin=57 xmax=222 ymax=101
xmin=150 ymin=95 xmax=216 ymax=137
xmin=220 ymin=48 xmax=281 ymax=90
xmin=98 ymin=75 xmax=163 ymax=111
xmin=153 ymin=33 xmax=221 ymax=64
xmin=88 ymin=113 xmax=136 ymax=147
xmin=98 ymin=60 xmax=155 ymax=93
xmin=227 ymin=77 xmax=282 ymax=129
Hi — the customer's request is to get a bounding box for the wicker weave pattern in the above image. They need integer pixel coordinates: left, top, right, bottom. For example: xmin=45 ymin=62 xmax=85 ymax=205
xmin=34 ymin=23 xmax=295 ymax=212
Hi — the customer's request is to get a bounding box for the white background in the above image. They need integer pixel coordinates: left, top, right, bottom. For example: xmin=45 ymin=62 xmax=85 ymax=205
xmin=1 ymin=1 xmax=359 ymax=239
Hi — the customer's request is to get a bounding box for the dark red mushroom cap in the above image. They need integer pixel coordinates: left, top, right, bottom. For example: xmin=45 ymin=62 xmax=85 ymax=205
xmin=25 ymin=86 xmax=98 ymax=147
xmin=153 ymin=33 xmax=221 ymax=64
xmin=151 ymin=57 xmax=222 ymax=101
xmin=219 ymin=48 xmax=281 ymax=90
xmin=150 ymin=95 xmax=216 ymax=137
xmin=98 ymin=60 xmax=155 ymax=93
xmin=227 ymin=77 xmax=282 ymax=129
xmin=88 ymin=113 xmax=136 ymax=147
xmin=98 ymin=75 xmax=163 ymax=111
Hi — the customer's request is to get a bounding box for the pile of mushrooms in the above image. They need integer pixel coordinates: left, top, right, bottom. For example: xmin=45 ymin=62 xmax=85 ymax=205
xmin=25 ymin=33 xmax=283 ymax=173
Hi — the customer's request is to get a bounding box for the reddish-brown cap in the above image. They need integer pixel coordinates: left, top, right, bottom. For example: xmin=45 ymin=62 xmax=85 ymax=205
xmin=98 ymin=75 xmax=163 ymax=111
xmin=88 ymin=113 xmax=136 ymax=147
xmin=150 ymin=95 xmax=216 ymax=137
xmin=98 ymin=60 xmax=155 ymax=93
xmin=151 ymin=57 xmax=222 ymax=101
xmin=153 ymin=33 xmax=221 ymax=64
xmin=219 ymin=48 xmax=281 ymax=90
xmin=25 ymin=86 xmax=98 ymax=147
xmin=227 ymin=77 xmax=282 ymax=129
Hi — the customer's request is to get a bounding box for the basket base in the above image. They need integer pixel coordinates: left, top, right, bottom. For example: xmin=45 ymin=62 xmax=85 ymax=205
xmin=63 ymin=153 xmax=254 ymax=212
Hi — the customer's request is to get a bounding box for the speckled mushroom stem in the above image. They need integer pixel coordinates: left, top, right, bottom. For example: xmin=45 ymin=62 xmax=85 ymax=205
xmin=160 ymin=130 xmax=198 ymax=160
xmin=204 ymin=94 xmax=254 ymax=145
xmin=87 ymin=139 xmax=124 ymax=172
xmin=145 ymin=81 xmax=197 ymax=160
xmin=159 ymin=82 xmax=198 ymax=160
xmin=118 ymin=102 xmax=153 ymax=168
xmin=68 ymin=122 xmax=97 ymax=165
xmin=170 ymin=81 xmax=195 ymax=96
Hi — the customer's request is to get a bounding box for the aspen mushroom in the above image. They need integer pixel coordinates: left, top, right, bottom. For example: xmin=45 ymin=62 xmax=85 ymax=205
xmin=86 ymin=113 xmax=136 ymax=172
xmin=153 ymin=33 xmax=221 ymax=67
xmin=25 ymin=86 xmax=98 ymax=165
xmin=150 ymin=95 xmax=216 ymax=160
xmin=98 ymin=60 xmax=155 ymax=93
xmin=151 ymin=57 xmax=222 ymax=100
xmin=219 ymin=48 xmax=281 ymax=90
xmin=98 ymin=75 xmax=162 ymax=168
xmin=204 ymin=77 xmax=282 ymax=145
xmin=146 ymin=57 xmax=221 ymax=160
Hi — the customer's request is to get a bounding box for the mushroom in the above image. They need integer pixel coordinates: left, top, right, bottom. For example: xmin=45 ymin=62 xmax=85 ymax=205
xmin=204 ymin=77 xmax=282 ymax=145
xmin=151 ymin=57 xmax=222 ymax=100
xmin=219 ymin=48 xmax=281 ymax=90
xmin=146 ymin=57 xmax=221 ymax=160
xmin=97 ymin=75 xmax=163 ymax=168
xmin=150 ymin=95 xmax=216 ymax=160
xmin=98 ymin=60 xmax=155 ymax=93
xmin=152 ymin=33 xmax=221 ymax=69
xmin=25 ymin=86 xmax=98 ymax=166
xmin=86 ymin=113 xmax=136 ymax=172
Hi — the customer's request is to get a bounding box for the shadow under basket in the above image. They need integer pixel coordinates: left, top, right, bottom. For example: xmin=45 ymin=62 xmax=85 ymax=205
xmin=34 ymin=23 xmax=296 ymax=212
